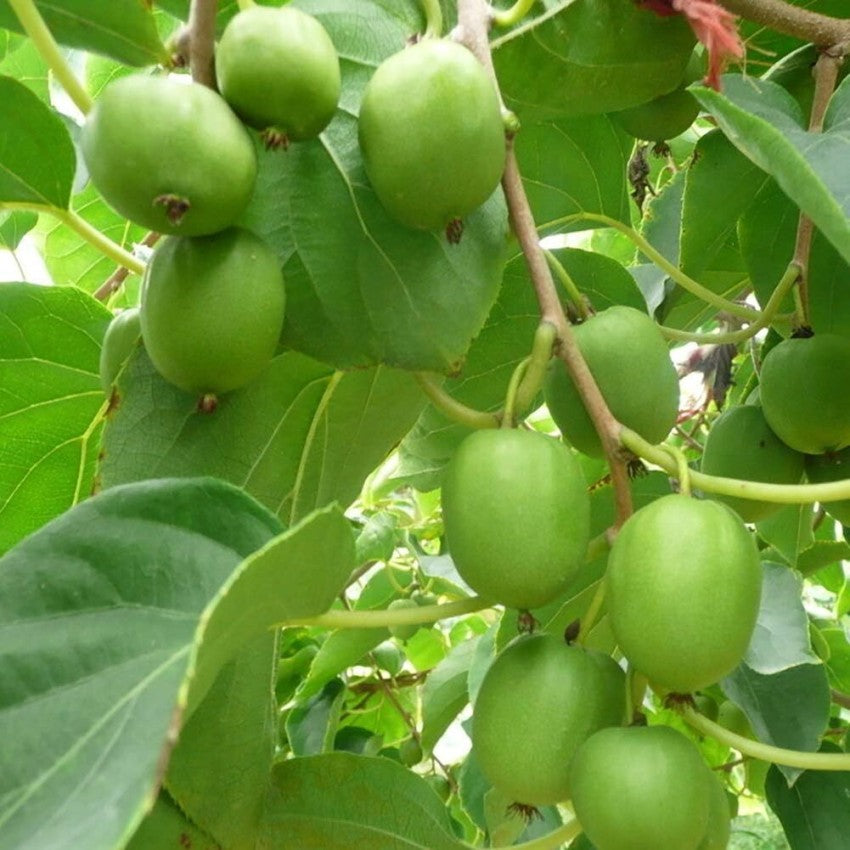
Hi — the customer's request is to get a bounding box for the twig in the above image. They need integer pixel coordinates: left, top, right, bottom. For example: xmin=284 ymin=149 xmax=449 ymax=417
xmin=719 ymin=0 xmax=850 ymax=49
xmin=188 ymin=0 xmax=219 ymax=88
xmin=93 ymin=232 xmax=159 ymax=302
xmin=455 ymin=0 xmax=633 ymax=528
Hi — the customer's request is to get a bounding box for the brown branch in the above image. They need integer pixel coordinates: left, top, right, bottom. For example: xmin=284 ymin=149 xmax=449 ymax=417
xmin=791 ymin=50 xmax=843 ymax=326
xmin=720 ymin=0 xmax=850 ymax=49
xmin=832 ymin=689 xmax=850 ymax=710
xmin=93 ymin=231 xmax=160 ymax=302
xmin=188 ymin=0 xmax=219 ymax=88
xmin=455 ymin=0 xmax=633 ymax=527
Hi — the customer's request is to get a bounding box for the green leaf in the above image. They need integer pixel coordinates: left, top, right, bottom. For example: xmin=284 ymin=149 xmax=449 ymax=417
xmin=491 ymin=0 xmax=695 ymax=121
xmin=0 ymin=75 xmax=75 ymax=207
xmin=745 ymin=563 xmax=819 ymax=674
xmin=821 ymin=628 xmax=850 ymax=693
xmin=515 ymin=114 xmax=631 ymax=230
xmin=722 ymin=662 xmax=830 ymax=782
xmin=164 ymin=634 xmax=277 ymax=850
xmin=0 ymin=0 xmax=168 ymax=66
xmin=126 ymin=792 xmax=220 ymax=850
xmin=0 ymin=478 xmax=281 ymax=850
xmin=797 ymin=541 xmax=850 ymax=578
xmin=0 ymin=209 xmax=37 ymax=249
xmin=765 ymin=744 xmax=850 ymax=850
xmin=240 ymin=0 xmax=508 ymax=372
xmin=0 ymin=33 xmax=47 ymax=99
xmin=286 ymin=679 xmax=346 ymax=756
xmin=100 ymin=348 xmax=426 ymax=526
xmin=257 ymin=752 xmax=463 ymax=849
xmin=42 ymin=181 xmax=147 ymax=292
xmin=693 ymin=74 xmax=850 ymax=267
xmin=756 ymin=505 xmax=815 ymax=569
xmin=420 ymin=637 xmax=478 ymax=754
xmin=0 ymin=283 xmax=110 ymax=554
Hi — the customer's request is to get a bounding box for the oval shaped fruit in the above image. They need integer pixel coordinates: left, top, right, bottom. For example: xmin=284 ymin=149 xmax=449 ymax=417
xmin=442 ymin=429 xmax=590 ymax=610
xmin=760 ymin=335 xmax=850 ymax=454
xmin=140 ymin=227 xmax=285 ymax=396
xmin=473 ymin=633 xmax=625 ymax=805
xmin=358 ymin=39 xmax=505 ymax=231
xmin=544 ymin=306 xmax=680 ymax=457
xmin=612 ymin=49 xmax=703 ymax=141
xmin=700 ymin=405 xmax=805 ymax=523
xmin=570 ymin=725 xmax=712 ymax=850
xmin=216 ymin=6 xmax=340 ymax=141
xmin=386 ymin=598 xmax=421 ymax=642
xmin=805 ymin=447 xmax=850 ymax=526
xmin=698 ymin=775 xmax=732 ymax=850
xmin=81 ymin=76 xmax=256 ymax=235
xmin=99 ymin=307 xmax=141 ymax=394
xmin=607 ymin=495 xmax=762 ymax=693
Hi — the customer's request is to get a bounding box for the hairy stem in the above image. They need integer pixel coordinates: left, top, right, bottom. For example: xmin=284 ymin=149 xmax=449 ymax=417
xmin=8 ymin=0 xmax=93 ymax=115
xmin=621 ymin=427 xmax=850 ymax=504
xmin=277 ymin=596 xmax=492 ymax=630
xmin=456 ymin=0 xmax=633 ymax=528
xmin=188 ymin=0 xmax=219 ymax=88
xmin=683 ymin=705 xmax=850 ymax=770
xmin=414 ymin=373 xmax=500 ymax=429
xmin=719 ymin=0 xmax=850 ymax=48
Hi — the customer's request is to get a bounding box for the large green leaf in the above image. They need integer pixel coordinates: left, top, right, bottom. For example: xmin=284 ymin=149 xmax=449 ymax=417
xmin=0 ymin=478 xmax=354 ymax=850
xmin=0 ymin=75 xmax=75 ymax=207
xmin=0 ymin=0 xmax=168 ymax=66
xmin=100 ymin=348 xmax=426 ymax=525
xmin=239 ymin=0 xmax=508 ymax=372
xmin=491 ymin=0 xmax=695 ymax=121
xmin=126 ymin=792 xmax=220 ymax=850
xmin=258 ymin=752 xmax=463 ymax=849
xmin=0 ymin=33 xmax=47 ymax=99
xmin=0 ymin=283 xmax=109 ymax=554
xmin=693 ymin=74 xmax=850 ymax=267
xmin=0 ymin=209 xmax=37 ymax=249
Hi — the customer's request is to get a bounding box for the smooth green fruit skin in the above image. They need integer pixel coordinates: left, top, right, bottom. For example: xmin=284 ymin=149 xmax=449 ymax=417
xmin=216 ymin=6 xmax=340 ymax=139
xmin=81 ymin=76 xmax=256 ymax=236
xmin=387 ymin=598 xmax=420 ymax=642
xmin=700 ymin=405 xmax=805 ymax=522
xmin=442 ymin=429 xmax=590 ymax=610
xmin=140 ymin=228 xmax=285 ymax=395
xmin=99 ymin=307 xmax=141 ymax=394
xmin=570 ymin=726 xmax=712 ymax=850
xmin=358 ymin=39 xmax=505 ymax=231
xmin=760 ymin=335 xmax=850 ymax=454
xmin=544 ymin=306 xmax=680 ymax=457
xmin=607 ymin=495 xmax=762 ymax=693
xmin=805 ymin=447 xmax=850 ymax=525
xmin=473 ymin=634 xmax=625 ymax=805
xmin=697 ymin=775 xmax=732 ymax=850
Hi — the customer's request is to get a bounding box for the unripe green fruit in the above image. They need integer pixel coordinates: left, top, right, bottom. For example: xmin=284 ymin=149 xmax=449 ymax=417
xmin=697 ymin=775 xmax=732 ymax=850
xmin=544 ymin=306 xmax=680 ymax=457
xmin=398 ymin=737 xmax=423 ymax=766
xmin=760 ymin=335 xmax=850 ymax=454
xmin=216 ymin=6 xmax=340 ymax=141
xmin=81 ymin=76 xmax=256 ymax=236
xmin=386 ymin=598 xmax=420 ymax=642
xmin=612 ymin=50 xmax=703 ymax=141
xmin=607 ymin=495 xmax=762 ymax=693
xmin=570 ymin=725 xmax=712 ymax=850
xmin=140 ymin=228 xmax=285 ymax=396
xmin=358 ymin=39 xmax=505 ymax=231
xmin=442 ymin=429 xmax=590 ymax=610
xmin=99 ymin=307 xmax=140 ymax=394
xmin=473 ymin=634 xmax=625 ymax=805
xmin=700 ymin=405 xmax=805 ymax=522
xmin=805 ymin=447 xmax=850 ymax=526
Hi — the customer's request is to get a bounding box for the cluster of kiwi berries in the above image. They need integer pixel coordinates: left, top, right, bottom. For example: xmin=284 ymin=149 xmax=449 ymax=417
xmin=94 ymin=8 xmax=507 ymax=402
xmin=439 ymin=306 xmax=772 ymax=847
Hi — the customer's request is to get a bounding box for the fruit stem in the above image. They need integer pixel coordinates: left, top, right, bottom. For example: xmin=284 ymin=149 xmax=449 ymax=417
xmin=490 ymin=818 xmax=583 ymax=850
xmin=7 ymin=0 xmax=93 ymax=115
xmin=419 ymin=0 xmax=444 ymax=38
xmin=187 ymin=0 xmax=218 ymax=88
xmin=544 ymin=250 xmax=591 ymax=320
xmin=490 ymin=0 xmax=538 ymax=29
xmin=577 ymin=579 xmax=606 ymax=645
xmin=621 ymin=426 xmax=850 ymax=504
xmin=664 ymin=444 xmax=692 ymax=497
xmin=414 ymin=373 xmax=500 ymax=429
xmin=50 ymin=207 xmax=146 ymax=275
xmin=514 ymin=321 xmax=557 ymax=414
xmin=502 ymin=356 xmax=530 ymax=427
xmin=276 ymin=595 xmax=492 ymax=629
xmin=659 ymin=261 xmax=800 ymax=344
xmin=547 ymin=212 xmax=761 ymax=323
xmin=682 ymin=704 xmax=850 ymax=770
xmin=718 ymin=0 xmax=850 ymax=48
